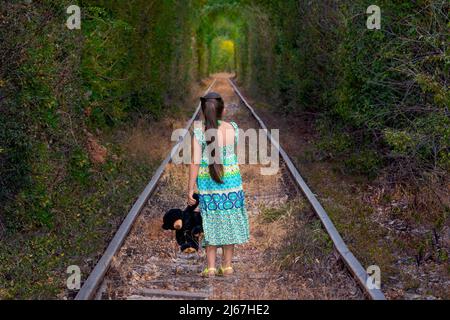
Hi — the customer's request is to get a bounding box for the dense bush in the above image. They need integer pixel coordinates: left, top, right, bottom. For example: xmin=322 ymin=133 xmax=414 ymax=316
xmin=0 ymin=0 xmax=198 ymax=232
xmin=236 ymin=0 xmax=449 ymax=179
xmin=0 ymin=0 xmax=200 ymax=298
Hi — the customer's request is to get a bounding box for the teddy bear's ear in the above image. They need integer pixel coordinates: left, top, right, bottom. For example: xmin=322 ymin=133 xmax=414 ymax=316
xmin=162 ymin=209 xmax=183 ymax=230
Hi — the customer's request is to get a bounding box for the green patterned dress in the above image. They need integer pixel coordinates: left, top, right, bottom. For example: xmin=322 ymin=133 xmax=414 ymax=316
xmin=193 ymin=121 xmax=250 ymax=246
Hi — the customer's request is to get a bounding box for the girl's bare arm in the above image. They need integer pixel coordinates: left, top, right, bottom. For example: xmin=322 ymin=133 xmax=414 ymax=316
xmin=188 ymin=135 xmax=201 ymax=205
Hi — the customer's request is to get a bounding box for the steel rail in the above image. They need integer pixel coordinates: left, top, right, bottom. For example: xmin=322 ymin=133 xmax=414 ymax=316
xmin=75 ymin=79 xmax=217 ymax=300
xmin=228 ymin=78 xmax=386 ymax=300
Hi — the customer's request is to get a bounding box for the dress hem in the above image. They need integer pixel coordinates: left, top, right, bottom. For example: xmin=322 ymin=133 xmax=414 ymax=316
xmin=202 ymin=238 xmax=249 ymax=247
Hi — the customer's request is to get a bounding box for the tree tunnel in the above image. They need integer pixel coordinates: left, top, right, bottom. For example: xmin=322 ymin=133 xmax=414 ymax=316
xmin=195 ymin=2 xmax=245 ymax=78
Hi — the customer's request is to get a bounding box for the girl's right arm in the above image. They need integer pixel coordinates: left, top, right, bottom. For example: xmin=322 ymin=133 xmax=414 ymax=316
xmin=188 ymin=134 xmax=201 ymax=205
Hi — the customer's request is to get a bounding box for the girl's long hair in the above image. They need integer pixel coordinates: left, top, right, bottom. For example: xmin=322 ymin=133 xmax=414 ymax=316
xmin=200 ymin=92 xmax=225 ymax=184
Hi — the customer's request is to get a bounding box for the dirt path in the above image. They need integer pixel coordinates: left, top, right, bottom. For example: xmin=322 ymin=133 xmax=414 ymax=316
xmin=98 ymin=74 xmax=364 ymax=300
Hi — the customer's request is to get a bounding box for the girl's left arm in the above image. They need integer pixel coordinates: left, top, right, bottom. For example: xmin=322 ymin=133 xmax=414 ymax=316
xmin=188 ymin=134 xmax=201 ymax=205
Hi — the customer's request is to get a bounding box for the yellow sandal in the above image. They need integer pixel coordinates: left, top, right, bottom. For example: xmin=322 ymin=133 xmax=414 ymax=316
xmin=201 ymin=267 xmax=217 ymax=278
xmin=218 ymin=266 xmax=234 ymax=276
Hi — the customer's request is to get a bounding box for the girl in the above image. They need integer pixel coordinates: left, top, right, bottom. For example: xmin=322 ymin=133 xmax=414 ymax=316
xmin=187 ymin=91 xmax=249 ymax=277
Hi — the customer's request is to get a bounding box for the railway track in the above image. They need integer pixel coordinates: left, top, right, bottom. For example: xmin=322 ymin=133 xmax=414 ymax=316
xmin=75 ymin=74 xmax=385 ymax=300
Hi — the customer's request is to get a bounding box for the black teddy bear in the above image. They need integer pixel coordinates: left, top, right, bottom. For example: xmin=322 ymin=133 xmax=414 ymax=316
xmin=162 ymin=194 xmax=203 ymax=253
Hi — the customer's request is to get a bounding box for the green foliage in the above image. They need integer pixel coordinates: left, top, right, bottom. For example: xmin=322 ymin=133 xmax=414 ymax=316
xmin=384 ymin=129 xmax=416 ymax=155
xmin=69 ymin=148 xmax=91 ymax=184
xmin=0 ymin=0 xmax=201 ymax=298
xmin=343 ymin=149 xmax=382 ymax=178
xmin=80 ymin=0 xmax=198 ymax=125
xmin=196 ymin=1 xmax=245 ymax=77
xmin=238 ymin=0 xmax=449 ymax=179
xmin=1 ymin=0 xmax=83 ymax=232
xmin=210 ymin=38 xmax=235 ymax=72
xmin=316 ymin=127 xmax=353 ymax=158
xmin=81 ymin=6 xmax=134 ymax=127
